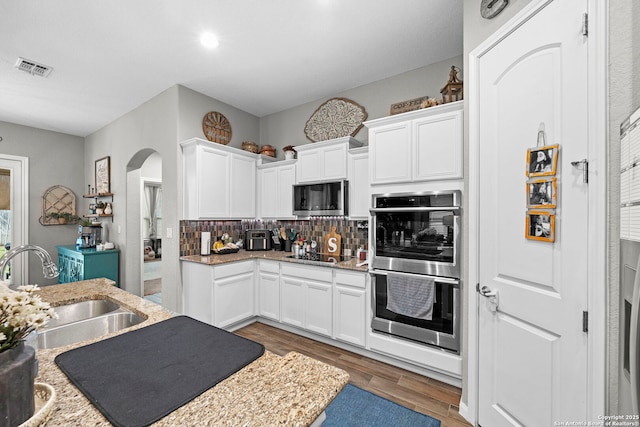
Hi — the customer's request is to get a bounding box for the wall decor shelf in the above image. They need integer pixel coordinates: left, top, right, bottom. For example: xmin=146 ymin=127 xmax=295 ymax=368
xmin=83 ymin=193 xmax=114 ymax=222
xmin=40 ymin=185 xmax=80 ymax=226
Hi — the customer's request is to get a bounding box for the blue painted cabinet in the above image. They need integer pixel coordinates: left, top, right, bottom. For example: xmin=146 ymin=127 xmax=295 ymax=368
xmin=56 ymin=245 xmax=119 ymax=286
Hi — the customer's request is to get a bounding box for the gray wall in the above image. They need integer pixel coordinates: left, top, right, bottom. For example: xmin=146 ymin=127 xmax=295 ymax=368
xmin=0 ymin=121 xmax=84 ymax=285
xmin=259 ymin=56 xmax=463 ymax=157
xmin=84 ymin=86 xmax=181 ymax=309
xmin=83 ymin=84 xmax=261 ymax=313
xmin=177 ymin=85 xmax=260 ymax=148
xmin=609 ymin=0 xmax=640 ymax=414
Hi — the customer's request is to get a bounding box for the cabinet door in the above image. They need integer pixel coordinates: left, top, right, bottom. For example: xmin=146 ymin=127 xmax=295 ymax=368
xmin=334 ymin=285 xmax=366 ymax=346
xmin=83 ymin=252 xmax=119 ymax=285
xmin=296 ymin=150 xmax=322 ymax=183
xmin=230 ymin=155 xmax=256 ymax=218
xmin=182 ymin=262 xmax=213 ymax=324
xmin=413 ymin=109 xmax=463 ymax=181
xmin=258 ymin=271 xmax=280 ymax=321
xmin=369 ymin=122 xmax=412 ymax=184
xmin=258 ymin=167 xmax=279 ymax=218
xmin=321 ymin=144 xmax=348 ymax=180
xmin=348 ymin=151 xmax=370 ymax=219
xmin=277 ymin=164 xmax=296 ymax=218
xmin=281 ymin=276 xmax=305 ymax=328
xmin=305 ymin=280 xmax=332 ymax=337
xmin=198 ymin=147 xmax=230 ymax=218
xmin=214 ymin=271 xmax=255 ymax=329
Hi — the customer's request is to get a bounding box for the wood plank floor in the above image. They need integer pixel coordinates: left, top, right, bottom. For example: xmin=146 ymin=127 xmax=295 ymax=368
xmin=235 ymin=322 xmax=472 ymax=427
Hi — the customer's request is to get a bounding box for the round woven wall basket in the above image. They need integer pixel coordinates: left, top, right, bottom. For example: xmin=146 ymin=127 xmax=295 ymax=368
xmin=202 ymin=111 xmax=232 ymax=145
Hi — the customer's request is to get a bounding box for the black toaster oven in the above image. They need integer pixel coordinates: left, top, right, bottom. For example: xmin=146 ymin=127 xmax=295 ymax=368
xmin=245 ymin=229 xmax=272 ymax=251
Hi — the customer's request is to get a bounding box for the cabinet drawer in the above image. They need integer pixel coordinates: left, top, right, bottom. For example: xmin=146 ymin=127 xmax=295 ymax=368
xmin=281 ymin=263 xmax=333 ymax=283
xmin=214 ymin=260 xmax=254 ymax=279
xmin=335 ymin=270 xmax=366 ymax=289
xmin=258 ymin=259 xmax=280 ymax=274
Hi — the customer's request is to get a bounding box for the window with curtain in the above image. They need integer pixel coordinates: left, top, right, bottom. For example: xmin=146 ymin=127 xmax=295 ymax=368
xmin=143 ymin=183 xmax=162 ymax=240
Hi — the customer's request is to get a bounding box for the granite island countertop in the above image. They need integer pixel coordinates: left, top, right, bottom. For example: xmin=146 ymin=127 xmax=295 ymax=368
xmin=34 ymin=279 xmax=349 ymax=426
xmin=180 ymin=249 xmax=368 ymax=271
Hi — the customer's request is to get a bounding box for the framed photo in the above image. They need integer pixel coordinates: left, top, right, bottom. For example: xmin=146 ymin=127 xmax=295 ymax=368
xmin=525 ymin=211 xmax=555 ymax=242
xmin=526 ymin=144 xmax=559 ymax=177
xmin=527 ymin=178 xmax=557 ymax=208
xmin=95 ymin=156 xmax=111 ymax=194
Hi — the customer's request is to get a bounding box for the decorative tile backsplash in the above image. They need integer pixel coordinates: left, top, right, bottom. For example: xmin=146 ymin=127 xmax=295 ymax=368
xmin=179 ymin=218 xmax=368 ymax=256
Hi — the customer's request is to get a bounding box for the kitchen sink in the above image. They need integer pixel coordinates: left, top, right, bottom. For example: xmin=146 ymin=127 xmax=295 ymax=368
xmin=38 ymin=300 xmax=147 ymax=349
xmin=45 ymin=299 xmax=120 ymax=328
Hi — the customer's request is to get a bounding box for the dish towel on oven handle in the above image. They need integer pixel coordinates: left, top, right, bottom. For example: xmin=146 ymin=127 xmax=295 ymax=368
xmin=386 ymin=273 xmax=435 ymax=320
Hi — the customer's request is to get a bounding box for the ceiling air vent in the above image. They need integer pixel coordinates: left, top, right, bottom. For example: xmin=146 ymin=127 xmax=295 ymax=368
xmin=14 ymin=57 xmax=53 ymax=77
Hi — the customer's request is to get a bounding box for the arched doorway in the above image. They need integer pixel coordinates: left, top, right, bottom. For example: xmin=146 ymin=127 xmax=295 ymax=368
xmin=125 ymin=149 xmax=162 ymax=301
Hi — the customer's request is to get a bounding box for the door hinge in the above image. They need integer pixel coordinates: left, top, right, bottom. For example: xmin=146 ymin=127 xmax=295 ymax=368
xmin=582 ymin=13 xmax=588 ymax=36
xmin=583 ymin=311 xmax=588 ymax=333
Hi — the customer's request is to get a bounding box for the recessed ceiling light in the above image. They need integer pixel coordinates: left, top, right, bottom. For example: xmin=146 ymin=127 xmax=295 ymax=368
xmin=200 ymin=32 xmax=219 ymax=49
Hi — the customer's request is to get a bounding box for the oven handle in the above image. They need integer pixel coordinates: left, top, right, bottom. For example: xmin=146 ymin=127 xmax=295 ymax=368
xmin=370 ymin=269 xmax=460 ymax=287
xmin=369 ymin=207 xmax=461 ymax=214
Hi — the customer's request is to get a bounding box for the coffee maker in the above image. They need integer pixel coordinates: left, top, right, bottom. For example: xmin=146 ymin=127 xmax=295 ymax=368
xmin=76 ymin=225 xmax=102 ymax=249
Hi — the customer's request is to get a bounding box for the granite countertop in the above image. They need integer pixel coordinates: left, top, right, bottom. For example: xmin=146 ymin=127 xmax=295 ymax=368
xmin=180 ymin=249 xmax=369 ymax=272
xmin=34 ymin=279 xmax=349 ymax=426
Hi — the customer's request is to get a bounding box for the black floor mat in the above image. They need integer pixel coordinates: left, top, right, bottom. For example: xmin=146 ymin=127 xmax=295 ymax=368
xmin=55 ymin=316 xmax=264 ymax=427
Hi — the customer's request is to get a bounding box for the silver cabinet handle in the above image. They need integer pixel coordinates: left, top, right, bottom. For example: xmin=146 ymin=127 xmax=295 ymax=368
xmin=477 ymin=284 xmax=499 ymax=312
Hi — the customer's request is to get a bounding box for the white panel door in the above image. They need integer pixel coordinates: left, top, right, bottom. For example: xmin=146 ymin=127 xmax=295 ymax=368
xmin=477 ymin=1 xmax=589 ymax=425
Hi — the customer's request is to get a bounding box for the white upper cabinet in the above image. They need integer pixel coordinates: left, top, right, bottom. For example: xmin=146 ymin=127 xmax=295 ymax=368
xmin=230 ymin=154 xmax=257 ymax=218
xmin=348 ymin=147 xmax=370 ymax=219
xmin=365 ymin=101 xmax=463 ymax=185
xmin=181 ymin=138 xmax=258 ymax=219
xmin=295 ymin=136 xmax=363 ymax=183
xmin=257 ymin=160 xmax=296 ymax=219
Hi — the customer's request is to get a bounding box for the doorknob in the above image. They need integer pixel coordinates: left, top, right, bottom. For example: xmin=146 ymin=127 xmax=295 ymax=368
xmin=477 ymin=284 xmax=499 ymax=312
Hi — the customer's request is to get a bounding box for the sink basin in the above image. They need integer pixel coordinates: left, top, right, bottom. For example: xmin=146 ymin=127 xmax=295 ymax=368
xmin=38 ymin=300 xmax=147 ymax=349
xmin=45 ymin=299 xmax=120 ymax=328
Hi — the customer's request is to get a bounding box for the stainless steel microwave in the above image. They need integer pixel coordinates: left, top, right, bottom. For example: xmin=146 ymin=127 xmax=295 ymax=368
xmin=292 ymin=180 xmax=349 ymax=217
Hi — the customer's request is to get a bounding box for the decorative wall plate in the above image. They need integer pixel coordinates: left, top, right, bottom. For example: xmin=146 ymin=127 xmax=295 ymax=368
xmin=304 ymin=97 xmax=368 ymax=142
xmin=202 ymin=111 xmax=232 ymax=145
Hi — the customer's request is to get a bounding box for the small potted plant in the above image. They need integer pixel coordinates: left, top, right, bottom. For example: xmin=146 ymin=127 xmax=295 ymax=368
xmin=45 ymin=212 xmax=60 ymax=224
xmin=283 ymin=145 xmax=297 ymax=160
xmin=95 ymin=201 xmax=106 ymax=215
xmin=58 ymin=212 xmax=80 ymax=224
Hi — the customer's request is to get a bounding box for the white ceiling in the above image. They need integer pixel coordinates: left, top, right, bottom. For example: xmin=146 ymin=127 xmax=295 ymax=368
xmin=0 ymin=1 xmax=462 ymax=137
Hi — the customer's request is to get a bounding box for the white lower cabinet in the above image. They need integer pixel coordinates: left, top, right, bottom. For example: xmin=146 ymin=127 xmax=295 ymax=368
xmin=182 ymin=260 xmax=255 ymax=329
xmin=182 ymin=262 xmax=213 ymax=325
xmin=333 ymin=270 xmax=367 ymax=347
xmin=182 ymin=258 xmax=457 ymax=381
xmin=281 ymin=276 xmax=305 ymax=328
xmin=280 ymin=263 xmax=332 ymax=337
xmin=257 ymin=260 xmax=280 ymax=321
xmin=214 ymin=261 xmax=255 ymax=329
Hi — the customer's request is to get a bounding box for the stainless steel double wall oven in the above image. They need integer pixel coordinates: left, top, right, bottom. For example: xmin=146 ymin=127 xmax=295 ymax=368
xmin=370 ymin=190 xmax=461 ymax=353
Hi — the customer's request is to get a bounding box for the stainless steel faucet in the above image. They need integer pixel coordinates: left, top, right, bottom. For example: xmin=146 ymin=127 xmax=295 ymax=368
xmin=0 ymin=245 xmax=59 ymax=286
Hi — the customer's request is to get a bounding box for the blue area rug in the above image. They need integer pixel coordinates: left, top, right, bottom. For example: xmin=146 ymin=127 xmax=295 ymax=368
xmin=323 ymin=384 xmax=441 ymax=427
